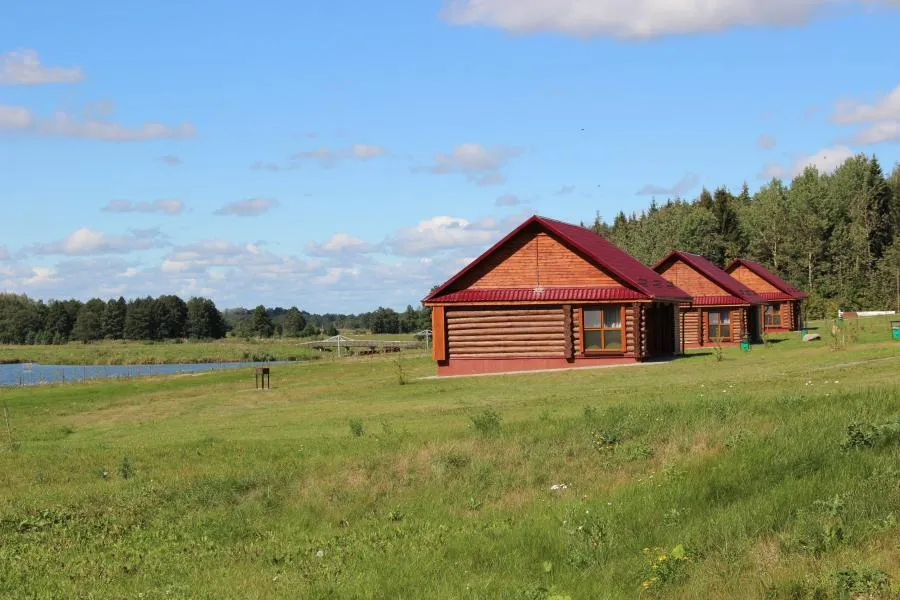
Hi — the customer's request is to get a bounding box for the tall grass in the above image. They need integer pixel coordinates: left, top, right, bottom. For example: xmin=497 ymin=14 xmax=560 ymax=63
xmin=0 ymin=321 xmax=898 ymax=598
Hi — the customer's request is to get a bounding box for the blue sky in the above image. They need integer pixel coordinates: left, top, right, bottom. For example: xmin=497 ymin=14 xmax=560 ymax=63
xmin=2 ymin=0 xmax=899 ymax=312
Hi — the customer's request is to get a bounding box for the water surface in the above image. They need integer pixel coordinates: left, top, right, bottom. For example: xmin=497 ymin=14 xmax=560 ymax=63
xmin=0 ymin=361 xmax=287 ymax=387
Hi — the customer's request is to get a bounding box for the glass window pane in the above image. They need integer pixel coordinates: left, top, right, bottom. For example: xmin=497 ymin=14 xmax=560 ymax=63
xmin=584 ymin=309 xmax=602 ymax=329
xmin=602 ymin=306 xmax=621 ymax=328
xmin=720 ymin=311 xmax=730 ymax=325
xmin=584 ymin=330 xmax=603 ymax=351
xmin=709 ymin=311 xmax=719 ymax=325
xmin=603 ymin=330 xmax=622 ymax=350
xmin=721 ymin=325 xmax=731 ymax=338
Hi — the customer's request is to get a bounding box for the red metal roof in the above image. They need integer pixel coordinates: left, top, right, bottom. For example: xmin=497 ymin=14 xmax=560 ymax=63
xmin=424 ymin=216 xmax=691 ymax=304
xmin=725 ymin=258 xmax=808 ymax=299
xmin=652 ymin=250 xmax=764 ymax=305
xmin=433 ymin=287 xmax=647 ymax=304
xmin=691 ymin=295 xmax=751 ymax=306
xmin=754 ymin=291 xmax=798 ymax=302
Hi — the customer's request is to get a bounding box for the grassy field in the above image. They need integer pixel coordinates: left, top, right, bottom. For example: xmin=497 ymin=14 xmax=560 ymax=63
xmin=1 ymin=318 xmax=898 ymax=599
xmin=0 ymin=332 xmax=421 ymax=365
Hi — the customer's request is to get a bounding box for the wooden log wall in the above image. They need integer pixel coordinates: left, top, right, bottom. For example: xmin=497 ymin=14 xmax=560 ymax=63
xmin=639 ymin=305 xmax=647 ymax=357
xmin=682 ymin=310 xmax=700 ymax=346
xmin=432 ymin=306 xmax=446 ymax=361
xmin=672 ymin=303 xmax=681 ymax=354
xmin=446 ymin=307 xmax=566 ymax=358
xmin=626 ymin=305 xmax=637 ymax=358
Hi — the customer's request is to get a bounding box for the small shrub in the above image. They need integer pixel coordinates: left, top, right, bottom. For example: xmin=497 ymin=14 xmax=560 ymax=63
xmin=442 ymin=451 xmax=471 ymax=469
xmin=641 ymin=544 xmax=691 ymax=591
xmin=471 ymin=408 xmax=502 ymax=436
xmin=590 ymin=430 xmax=621 ymax=452
xmin=119 ymin=457 xmax=132 ymax=480
xmin=348 ymin=418 xmax=365 ymax=437
xmin=711 ymin=340 xmax=725 ymax=362
xmin=840 ymin=418 xmax=900 ymax=450
xmin=833 ymin=567 xmax=891 ymax=598
xmin=393 ymin=354 xmax=408 ymax=386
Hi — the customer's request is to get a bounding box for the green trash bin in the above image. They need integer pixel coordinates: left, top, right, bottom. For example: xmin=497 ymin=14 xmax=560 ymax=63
xmin=740 ymin=337 xmax=751 ymax=352
xmin=892 ymin=320 xmax=900 ymax=340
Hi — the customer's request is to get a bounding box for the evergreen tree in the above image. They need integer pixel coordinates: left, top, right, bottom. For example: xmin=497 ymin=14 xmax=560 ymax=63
xmin=186 ymin=297 xmax=227 ymax=339
xmin=102 ymin=297 xmax=127 ymax=339
xmin=124 ymin=297 xmax=157 ymax=340
xmin=281 ymin=307 xmax=307 ymax=337
xmin=72 ymin=299 xmax=105 ymax=343
xmin=250 ymin=305 xmax=275 ymax=338
xmin=154 ymin=295 xmax=188 ymax=339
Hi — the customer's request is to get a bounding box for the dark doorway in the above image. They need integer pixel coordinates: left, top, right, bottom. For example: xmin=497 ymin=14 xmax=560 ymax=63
xmin=646 ymin=303 xmax=675 ymax=357
xmin=747 ymin=305 xmax=762 ymax=342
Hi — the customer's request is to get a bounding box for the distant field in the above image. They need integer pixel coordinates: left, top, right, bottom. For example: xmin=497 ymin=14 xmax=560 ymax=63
xmin=0 ymin=318 xmax=898 ymax=598
xmin=0 ymin=332 xmax=423 ymax=366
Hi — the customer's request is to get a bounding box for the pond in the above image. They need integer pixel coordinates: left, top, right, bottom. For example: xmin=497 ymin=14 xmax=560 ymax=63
xmin=0 ymin=361 xmax=289 ymax=387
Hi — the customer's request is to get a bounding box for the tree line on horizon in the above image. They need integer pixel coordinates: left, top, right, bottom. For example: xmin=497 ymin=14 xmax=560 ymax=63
xmin=0 ymin=292 xmax=433 ymax=345
xmin=587 ymin=153 xmax=900 ymax=318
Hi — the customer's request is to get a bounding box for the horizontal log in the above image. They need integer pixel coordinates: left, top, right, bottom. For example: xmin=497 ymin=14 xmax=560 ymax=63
xmin=447 ymin=312 xmax=563 ymax=321
xmin=447 ymin=309 xmax=561 ymax=318
xmin=451 ymin=354 xmax=565 ymax=359
xmin=446 ymin=317 xmax=565 ymax=327
xmin=448 ymin=322 xmax=562 ymax=332
xmin=450 ymin=348 xmax=565 ymax=355
xmin=450 ymin=342 xmax=565 ymax=349
xmin=449 ymin=333 xmax=564 ymax=342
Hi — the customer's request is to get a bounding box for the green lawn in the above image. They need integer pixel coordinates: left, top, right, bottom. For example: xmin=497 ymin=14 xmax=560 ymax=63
xmin=0 ymin=334 xmax=421 ymax=366
xmin=1 ymin=318 xmax=898 ymax=599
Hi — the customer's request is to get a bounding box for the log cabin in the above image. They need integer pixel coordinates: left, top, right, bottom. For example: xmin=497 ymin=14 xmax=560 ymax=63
xmin=422 ymin=216 xmax=692 ymax=376
xmin=725 ymin=258 xmax=808 ymax=332
xmin=652 ymin=250 xmax=764 ymax=349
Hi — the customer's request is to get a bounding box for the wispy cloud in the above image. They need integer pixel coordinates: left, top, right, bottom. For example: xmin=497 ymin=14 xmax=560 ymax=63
xmin=757 ymin=134 xmax=777 ymax=150
xmin=213 ymin=198 xmax=278 ymax=217
xmin=102 ymin=199 xmax=185 ymax=216
xmin=833 ymin=84 xmax=900 ymax=144
xmin=413 ymin=143 xmax=521 ymax=186
xmin=31 ymin=227 xmax=167 ymax=256
xmin=0 ymin=104 xmax=196 ymax=141
xmin=759 ymin=145 xmax=855 ymax=180
xmin=291 ymin=144 xmax=388 ymax=167
xmin=441 ymin=0 xmax=900 ymax=39
xmin=0 ymin=49 xmax=84 ymax=86
xmin=554 ymin=185 xmax=575 ymax=196
xmin=159 ymin=155 xmax=182 ymax=167
xmin=307 ymin=233 xmax=378 ymax=256
xmin=636 ymin=173 xmax=699 ymax=196
xmin=495 ymin=193 xmax=525 ymax=207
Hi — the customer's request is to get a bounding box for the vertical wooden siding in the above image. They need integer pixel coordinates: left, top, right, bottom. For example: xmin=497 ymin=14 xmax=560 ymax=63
xmin=657 ymin=260 xmax=728 ymax=297
xmin=463 ymin=231 xmax=621 ymax=289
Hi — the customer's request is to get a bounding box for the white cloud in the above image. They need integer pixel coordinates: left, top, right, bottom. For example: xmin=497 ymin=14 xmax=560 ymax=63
xmin=760 ymin=145 xmax=855 ymax=180
xmin=0 ymin=104 xmax=196 ymax=141
xmin=554 ymin=185 xmax=575 ymax=196
xmin=0 ymin=49 xmax=84 ymax=85
xmin=495 ymin=193 xmax=525 ymax=206
xmin=757 ymin=134 xmax=777 ymax=150
xmin=291 ymin=144 xmax=387 ymax=167
xmin=387 ymin=215 xmax=514 ymax=256
xmin=313 ymin=267 xmax=361 ymax=285
xmin=0 ymin=245 xmax=9 ymax=261
xmin=31 ymin=227 xmax=166 ymax=256
xmin=214 ymin=198 xmax=278 ymax=217
xmin=414 ymin=143 xmax=521 ymax=186
xmin=0 ymin=105 xmax=33 ymax=129
xmin=307 ymin=233 xmax=377 ymax=255
xmin=102 ymin=199 xmax=185 ymax=216
xmin=636 ymin=172 xmax=699 ymax=196
xmin=440 ymin=0 xmax=900 ymax=39
xmin=833 ymin=84 xmax=900 ymax=144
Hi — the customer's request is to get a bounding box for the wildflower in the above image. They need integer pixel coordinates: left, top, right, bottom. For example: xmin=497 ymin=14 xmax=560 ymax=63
xmin=658 ymin=555 xmax=667 ymax=561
